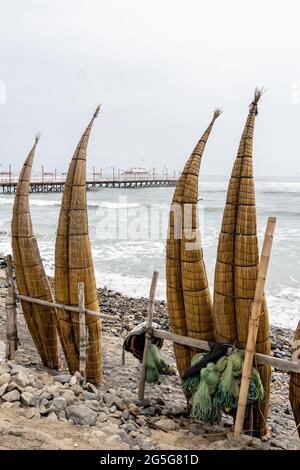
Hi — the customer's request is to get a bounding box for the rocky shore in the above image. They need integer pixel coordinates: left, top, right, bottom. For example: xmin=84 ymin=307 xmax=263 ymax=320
xmin=0 ymin=265 xmax=299 ymax=450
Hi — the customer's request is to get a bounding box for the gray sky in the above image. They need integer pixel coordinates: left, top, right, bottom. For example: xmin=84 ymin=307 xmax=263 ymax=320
xmin=0 ymin=0 xmax=300 ymax=176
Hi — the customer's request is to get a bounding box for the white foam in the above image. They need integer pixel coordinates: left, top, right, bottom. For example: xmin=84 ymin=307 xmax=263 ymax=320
xmin=97 ymin=201 xmax=141 ymax=209
xmin=95 ymin=269 xmax=166 ymax=300
xmin=267 ymin=287 xmax=300 ymax=329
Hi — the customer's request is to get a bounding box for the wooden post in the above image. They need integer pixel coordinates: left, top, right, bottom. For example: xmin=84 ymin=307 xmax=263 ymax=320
xmin=138 ymin=271 xmax=159 ymax=401
xmin=234 ymin=217 xmax=276 ymax=437
xmin=78 ymin=282 xmax=86 ymax=381
xmin=5 ymin=255 xmax=17 ymax=360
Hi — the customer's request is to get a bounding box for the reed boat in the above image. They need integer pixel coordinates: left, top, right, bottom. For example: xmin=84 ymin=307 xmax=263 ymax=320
xmin=55 ymin=106 xmax=102 ymax=384
xmin=213 ymin=89 xmax=271 ymax=437
xmin=12 ymin=136 xmax=60 ymax=369
xmin=166 ymin=110 xmax=221 ymax=379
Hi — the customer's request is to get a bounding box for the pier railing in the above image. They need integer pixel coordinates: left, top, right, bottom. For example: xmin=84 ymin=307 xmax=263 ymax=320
xmin=0 ymin=176 xmax=178 ymax=194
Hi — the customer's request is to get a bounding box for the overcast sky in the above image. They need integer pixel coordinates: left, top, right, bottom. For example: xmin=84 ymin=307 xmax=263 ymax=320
xmin=0 ymin=0 xmax=300 ymax=176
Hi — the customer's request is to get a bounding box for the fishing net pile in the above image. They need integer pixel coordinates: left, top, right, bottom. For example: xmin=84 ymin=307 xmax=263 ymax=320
xmin=123 ymin=323 xmax=175 ymax=384
xmin=182 ymin=348 xmax=265 ymax=424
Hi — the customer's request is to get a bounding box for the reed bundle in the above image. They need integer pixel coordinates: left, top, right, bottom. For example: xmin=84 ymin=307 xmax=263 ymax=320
xmin=166 ymin=110 xmax=221 ymax=379
xmin=55 ymin=106 xmax=102 ymax=384
xmin=12 ymin=137 xmax=60 ymax=369
xmin=213 ymin=89 xmax=271 ymax=437
xmin=289 ymin=321 xmax=300 ymax=437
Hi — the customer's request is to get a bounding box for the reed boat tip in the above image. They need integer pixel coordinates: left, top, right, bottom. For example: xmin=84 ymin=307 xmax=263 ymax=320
xmin=213 ymin=108 xmax=223 ymax=119
xmin=93 ymin=104 xmax=101 ymax=118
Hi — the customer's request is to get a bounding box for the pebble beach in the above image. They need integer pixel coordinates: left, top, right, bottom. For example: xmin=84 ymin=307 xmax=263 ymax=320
xmin=0 ymin=262 xmax=299 ymax=450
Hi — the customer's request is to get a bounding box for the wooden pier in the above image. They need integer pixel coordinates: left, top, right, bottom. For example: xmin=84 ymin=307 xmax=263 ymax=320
xmin=0 ymin=178 xmax=178 ymax=194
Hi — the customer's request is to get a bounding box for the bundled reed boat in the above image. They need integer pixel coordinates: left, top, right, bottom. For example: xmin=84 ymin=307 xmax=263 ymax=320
xmin=166 ymin=110 xmax=221 ymax=379
xmin=12 ymin=137 xmax=60 ymax=369
xmin=213 ymin=89 xmax=271 ymax=437
xmin=55 ymin=106 xmax=102 ymax=384
xmin=289 ymin=321 xmax=300 ymax=437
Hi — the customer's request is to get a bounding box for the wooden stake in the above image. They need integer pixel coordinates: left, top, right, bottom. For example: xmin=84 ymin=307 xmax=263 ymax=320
xmin=78 ymin=282 xmax=86 ymax=381
xmin=234 ymin=217 xmax=276 ymax=437
xmin=138 ymin=270 xmax=159 ymax=401
xmin=5 ymin=255 xmax=18 ymax=360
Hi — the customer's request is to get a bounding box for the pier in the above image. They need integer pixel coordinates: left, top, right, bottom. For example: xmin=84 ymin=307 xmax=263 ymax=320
xmin=0 ymin=177 xmax=178 ymax=194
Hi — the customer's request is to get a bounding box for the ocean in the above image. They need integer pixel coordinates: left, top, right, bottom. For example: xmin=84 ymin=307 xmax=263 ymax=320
xmin=0 ymin=176 xmax=299 ymax=329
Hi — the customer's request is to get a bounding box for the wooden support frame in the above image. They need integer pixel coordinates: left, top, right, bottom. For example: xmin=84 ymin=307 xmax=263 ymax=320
xmin=17 ymin=294 xmax=115 ymax=320
xmin=5 ymin=255 xmax=18 ymax=360
xmin=234 ymin=217 xmax=276 ymax=436
xmin=151 ymin=329 xmax=300 ymax=374
xmin=138 ymin=270 xmax=159 ymax=401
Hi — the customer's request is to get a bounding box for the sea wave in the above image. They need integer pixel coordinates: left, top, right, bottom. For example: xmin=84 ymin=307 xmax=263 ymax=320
xmin=97 ymin=202 xmax=141 ymax=209
xmin=0 ymin=198 xmax=142 ymax=210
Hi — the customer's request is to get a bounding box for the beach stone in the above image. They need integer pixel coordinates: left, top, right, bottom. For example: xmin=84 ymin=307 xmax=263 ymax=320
xmin=122 ymin=409 xmax=130 ymax=420
xmin=34 ymin=379 xmax=44 ymax=390
xmin=85 ymin=383 xmax=99 ymax=394
xmin=40 ymin=392 xmax=52 ymax=400
xmin=1 ymin=402 xmax=15 ymax=410
xmin=136 ymin=416 xmax=146 ymax=426
xmin=136 ymin=436 xmax=150 ymax=450
xmin=2 ymin=390 xmax=20 ymax=402
xmin=20 ymin=392 xmax=35 ymax=406
xmin=155 ymin=418 xmax=178 ymax=431
xmin=6 ymin=382 xmax=22 ymax=393
xmin=101 ymin=423 xmax=119 ymax=434
xmin=52 ymin=397 xmax=67 ymax=411
xmin=0 ymin=383 xmax=8 ymax=396
xmin=74 ymin=371 xmax=84 ymax=383
xmin=48 ymin=385 xmax=60 ymax=397
xmin=24 ymin=386 xmax=36 ymax=394
xmin=82 ymin=391 xmax=99 ymax=401
xmin=47 ymin=412 xmax=58 ymax=421
xmin=0 ymin=373 xmax=11 ymax=386
xmin=109 ymin=405 xmax=117 ymax=413
xmin=141 ymin=406 xmax=156 ymax=417
xmin=69 ymin=375 xmax=78 ymax=386
xmin=71 ymin=384 xmax=82 ymax=396
xmin=0 ymin=364 xmax=10 ymax=375
xmin=140 ymin=428 xmax=152 ymax=437
xmin=105 ymin=434 xmax=122 ymax=444
xmin=10 ymin=365 xmax=28 ymax=375
xmin=24 ymin=408 xmax=41 ymax=420
xmin=112 ymin=410 xmax=122 ymax=419
xmin=103 ymin=393 xmax=115 ymax=407
xmin=86 ymin=400 xmax=100 ymax=412
xmin=97 ymin=412 xmax=108 ymax=423
xmin=62 ymin=390 xmax=76 ymax=405
xmin=128 ymin=403 xmax=139 ymax=414
xmin=125 ymin=422 xmax=137 ymax=433
xmin=14 ymin=371 xmax=30 ymax=388
xmin=54 ymin=374 xmax=71 ymax=384
xmin=65 ymin=405 xmax=97 ymax=426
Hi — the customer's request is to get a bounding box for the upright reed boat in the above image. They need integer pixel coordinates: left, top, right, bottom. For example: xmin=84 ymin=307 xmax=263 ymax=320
xmin=55 ymin=106 xmax=102 ymax=384
xmin=166 ymin=110 xmax=221 ymax=379
xmin=12 ymin=137 xmax=60 ymax=369
xmin=213 ymin=89 xmax=271 ymax=437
